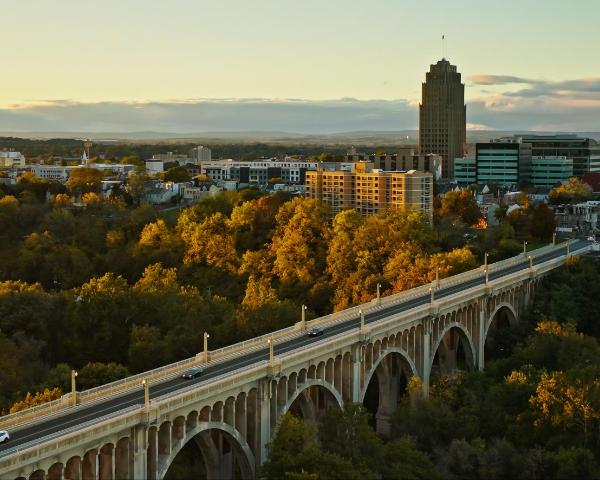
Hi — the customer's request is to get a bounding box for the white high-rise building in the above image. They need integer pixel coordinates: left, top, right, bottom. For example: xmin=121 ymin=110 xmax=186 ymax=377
xmin=190 ymin=145 xmax=212 ymax=163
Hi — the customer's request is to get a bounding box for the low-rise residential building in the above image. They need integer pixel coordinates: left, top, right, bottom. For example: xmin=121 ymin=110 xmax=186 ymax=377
xmin=201 ymin=158 xmax=326 ymax=186
xmin=305 ymin=163 xmax=433 ymax=219
xmin=553 ymin=201 xmax=600 ymax=236
xmin=0 ymin=151 xmax=26 ymax=168
xmin=181 ymin=183 xmax=222 ymax=204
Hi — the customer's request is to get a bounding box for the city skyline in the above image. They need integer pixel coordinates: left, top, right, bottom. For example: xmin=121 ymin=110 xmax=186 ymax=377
xmin=2 ymin=0 xmax=599 ymax=132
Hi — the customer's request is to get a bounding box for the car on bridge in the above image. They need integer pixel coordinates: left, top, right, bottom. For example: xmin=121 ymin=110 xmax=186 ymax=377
xmin=306 ymin=327 xmax=324 ymax=338
xmin=0 ymin=430 xmax=9 ymax=444
xmin=181 ymin=367 xmax=203 ymax=380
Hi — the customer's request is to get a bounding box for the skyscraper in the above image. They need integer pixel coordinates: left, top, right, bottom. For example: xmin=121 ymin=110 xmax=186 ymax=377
xmin=419 ymin=59 xmax=466 ymax=178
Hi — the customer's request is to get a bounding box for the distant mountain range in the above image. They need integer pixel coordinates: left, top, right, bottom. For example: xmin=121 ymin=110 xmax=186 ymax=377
xmin=0 ymin=130 xmax=599 ymax=145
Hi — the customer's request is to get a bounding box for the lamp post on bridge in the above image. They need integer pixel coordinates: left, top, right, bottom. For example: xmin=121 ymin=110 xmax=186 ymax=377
xmin=484 ymin=252 xmax=488 ymax=271
xmin=142 ymin=379 xmax=150 ymax=409
xmin=203 ymin=332 xmax=210 ymax=363
xmin=71 ymin=370 xmax=78 ymax=406
xmin=528 ymin=255 xmax=533 ymax=270
xmin=359 ymin=309 xmax=365 ymax=332
xmin=376 ymin=283 xmax=381 ymax=304
xmin=429 ymin=286 xmax=435 ymax=304
xmin=523 ymin=241 xmax=528 ymax=255
xmin=553 ymin=232 xmax=556 ymax=246
xmin=267 ymin=338 xmax=274 ymax=367
xmin=301 ymin=304 xmax=307 ymax=330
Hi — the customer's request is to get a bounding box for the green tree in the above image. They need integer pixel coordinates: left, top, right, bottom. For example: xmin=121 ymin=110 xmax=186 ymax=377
xmin=549 ymin=177 xmax=593 ymax=205
xmin=164 ymin=166 xmax=192 ymax=183
xmin=77 ymin=362 xmax=130 ymax=390
xmin=440 ymin=189 xmax=482 ymax=226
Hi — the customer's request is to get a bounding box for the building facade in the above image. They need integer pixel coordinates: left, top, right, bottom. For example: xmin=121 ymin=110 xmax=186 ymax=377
xmin=346 ymin=147 xmax=442 ymax=180
xmin=0 ymin=151 xmax=26 ymax=168
xmin=190 ymin=145 xmax=212 ymax=163
xmin=200 ymin=159 xmax=355 ymax=186
xmin=502 ymin=134 xmax=600 ymax=178
xmin=305 ymin=164 xmax=433 ymax=219
xmin=475 ymin=142 xmax=531 ymax=187
xmin=419 ymin=59 xmax=466 ymax=178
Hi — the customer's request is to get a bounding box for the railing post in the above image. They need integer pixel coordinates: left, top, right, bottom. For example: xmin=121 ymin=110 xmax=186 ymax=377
xmin=359 ymin=309 xmax=365 ymax=332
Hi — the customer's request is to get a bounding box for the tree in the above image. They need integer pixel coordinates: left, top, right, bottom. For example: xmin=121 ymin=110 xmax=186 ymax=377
xmin=9 ymin=388 xmax=62 ymax=414
xmin=164 ymin=166 xmax=192 ymax=183
xmin=77 ymin=362 xmax=130 ymax=390
xmin=549 ymin=177 xmax=593 ymax=205
xmin=128 ymin=324 xmax=168 ymax=373
xmin=66 ymin=167 xmax=103 ymax=195
xmin=528 ymin=203 xmax=555 ymax=240
xmin=440 ymin=190 xmax=482 ymax=226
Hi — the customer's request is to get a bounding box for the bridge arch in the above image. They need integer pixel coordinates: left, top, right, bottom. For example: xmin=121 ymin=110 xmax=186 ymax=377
xmin=485 ymin=302 xmax=518 ymax=339
xmin=360 ymin=348 xmax=415 ymax=436
xmin=284 ymin=378 xmax=343 ymax=421
xmin=159 ymin=421 xmax=255 ymax=480
xmin=484 ymin=302 xmax=518 ymax=364
xmin=360 ymin=347 xmax=416 ymax=403
xmin=429 ymin=322 xmax=476 ymax=377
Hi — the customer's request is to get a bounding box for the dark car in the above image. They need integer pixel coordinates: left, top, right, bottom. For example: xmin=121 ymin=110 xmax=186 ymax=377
xmin=181 ymin=367 xmax=203 ymax=380
xmin=306 ymin=327 xmax=324 ymax=338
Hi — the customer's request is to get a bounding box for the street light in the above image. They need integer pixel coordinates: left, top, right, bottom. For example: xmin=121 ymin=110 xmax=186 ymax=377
xmin=376 ymin=283 xmax=381 ymax=303
xmin=429 ymin=287 xmax=435 ymax=304
xmin=301 ymin=304 xmax=307 ymax=330
xmin=528 ymin=255 xmax=533 ymax=270
xmin=267 ymin=338 xmax=274 ymax=367
xmin=203 ymin=332 xmax=210 ymax=363
xmin=523 ymin=241 xmax=528 ymax=255
xmin=359 ymin=309 xmax=365 ymax=332
xmin=484 ymin=252 xmax=489 ymax=271
xmin=71 ymin=370 xmax=78 ymax=406
xmin=142 ymin=379 xmax=150 ymax=409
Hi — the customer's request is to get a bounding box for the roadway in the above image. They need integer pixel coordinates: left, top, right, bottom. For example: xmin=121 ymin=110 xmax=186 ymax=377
xmin=0 ymin=240 xmax=588 ymax=457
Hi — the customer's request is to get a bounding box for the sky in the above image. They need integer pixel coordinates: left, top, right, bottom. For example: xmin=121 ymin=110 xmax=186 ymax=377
xmin=1 ymin=0 xmax=599 ymax=133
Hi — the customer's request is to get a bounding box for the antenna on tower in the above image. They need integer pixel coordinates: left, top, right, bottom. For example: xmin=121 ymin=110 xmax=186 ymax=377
xmin=441 ymin=34 xmax=447 ymax=60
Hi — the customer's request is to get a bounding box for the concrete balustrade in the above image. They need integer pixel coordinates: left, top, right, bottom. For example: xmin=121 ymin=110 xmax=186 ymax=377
xmin=0 ymin=243 xmax=589 ymax=480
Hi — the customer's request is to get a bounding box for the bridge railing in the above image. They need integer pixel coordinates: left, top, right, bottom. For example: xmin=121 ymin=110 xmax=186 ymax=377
xmin=0 ymin=242 xmax=590 ymax=471
xmin=0 ymin=241 xmax=571 ymax=431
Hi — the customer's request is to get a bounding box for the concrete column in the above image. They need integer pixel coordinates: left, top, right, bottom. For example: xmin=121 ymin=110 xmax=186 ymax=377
xmin=351 ymin=345 xmax=362 ymax=403
xmin=422 ymin=332 xmax=430 ymax=399
xmin=218 ymin=432 xmax=234 ymax=480
xmin=132 ymin=425 xmax=148 ymax=480
xmin=259 ymin=379 xmax=271 ymax=465
xmin=478 ymin=301 xmax=486 ymax=371
xmin=147 ymin=427 xmax=158 ymax=480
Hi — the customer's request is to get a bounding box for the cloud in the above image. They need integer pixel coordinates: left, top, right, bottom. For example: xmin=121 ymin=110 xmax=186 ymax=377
xmin=468 ymin=75 xmax=540 ymax=85
xmin=505 ymin=77 xmax=600 ymax=99
xmin=0 ymin=87 xmax=599 ymax=134
xmin=0 ymin=98 xmax=418 ymax=134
